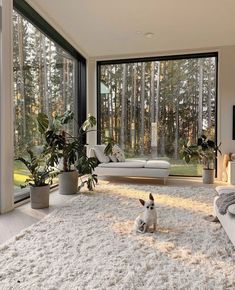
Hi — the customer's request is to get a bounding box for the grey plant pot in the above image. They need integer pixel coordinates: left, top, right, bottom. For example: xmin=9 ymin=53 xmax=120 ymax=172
xmin=30 ymin=184 xmax=50 ymax=209
xmin=202 ymin=169 xmax=215 ymax=184
xmin=59 ymin=171 xmax=78 ymax=195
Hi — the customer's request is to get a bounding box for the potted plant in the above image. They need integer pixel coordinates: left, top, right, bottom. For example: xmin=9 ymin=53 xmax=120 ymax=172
xmin=37 ymin=111 xmax=98 ymax=194
xmin=182 ymin=135 xmax=221 ymax=184
xmin=16 ymin=148 xmax=55 ymax=208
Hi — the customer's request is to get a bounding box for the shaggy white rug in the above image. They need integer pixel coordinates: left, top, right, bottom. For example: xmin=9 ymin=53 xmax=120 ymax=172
xmin=0 ymin=182 xmax=235 ymax=290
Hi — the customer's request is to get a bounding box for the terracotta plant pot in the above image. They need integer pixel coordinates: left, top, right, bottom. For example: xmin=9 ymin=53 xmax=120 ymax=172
xmin=59 ymin=170 xmax=78 ymax=195
xmin=30 ymin=184 xmax=50 ymax=209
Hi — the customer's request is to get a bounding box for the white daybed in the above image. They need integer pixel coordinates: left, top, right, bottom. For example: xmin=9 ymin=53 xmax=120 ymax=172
xmin=90 ymin=145 xmax=171 ymax=184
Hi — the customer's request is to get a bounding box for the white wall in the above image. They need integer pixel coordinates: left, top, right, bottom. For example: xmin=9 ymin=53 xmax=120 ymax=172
xmin=87 ymin=46 xmax=235 ymax=180
xmin=217 ymin=46 xmax=235 ymax=179
xmin=0 ymin=0 xmax=14 ymax=213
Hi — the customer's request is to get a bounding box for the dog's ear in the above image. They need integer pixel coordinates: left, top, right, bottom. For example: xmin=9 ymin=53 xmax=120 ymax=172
xmin=139 ymin=199 xmax=145 ymax=206
xmin=149 ymin=193 xmax=154 ymax=201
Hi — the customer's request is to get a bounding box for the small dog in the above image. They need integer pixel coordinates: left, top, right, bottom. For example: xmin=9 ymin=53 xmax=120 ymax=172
xmin=134 ymin=193 xmax=157 ymax=233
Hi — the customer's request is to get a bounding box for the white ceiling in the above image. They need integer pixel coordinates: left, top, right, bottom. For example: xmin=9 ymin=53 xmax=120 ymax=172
xmin=26 ymin=0 xmax=235 ymax=58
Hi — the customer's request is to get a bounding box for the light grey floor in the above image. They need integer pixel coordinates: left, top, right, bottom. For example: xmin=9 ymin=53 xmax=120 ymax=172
xmin=0 ymin=188 xmax=80 ymax=244
xmin=0 ymin=177 xmax=225 ymax=244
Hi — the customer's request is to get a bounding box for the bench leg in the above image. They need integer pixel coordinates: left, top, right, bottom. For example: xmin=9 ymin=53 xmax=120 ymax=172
xmin=163 ymin=177 xmax=167 ymax=185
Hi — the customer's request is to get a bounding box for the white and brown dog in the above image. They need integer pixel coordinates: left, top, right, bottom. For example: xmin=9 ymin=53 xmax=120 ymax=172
xmin=134 ymin=193 xmax=157 ymax=233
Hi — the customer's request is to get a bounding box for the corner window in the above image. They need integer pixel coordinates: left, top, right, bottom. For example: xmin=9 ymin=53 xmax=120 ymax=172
xmin=97 ymin=54 xmax=217 ymax=176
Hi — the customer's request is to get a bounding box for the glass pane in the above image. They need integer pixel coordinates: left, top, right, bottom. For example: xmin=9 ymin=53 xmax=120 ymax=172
xmin=99 ymin=57 xmax=217 ymax=176
xmin=13 ymin=10 xmax=76 ymax=199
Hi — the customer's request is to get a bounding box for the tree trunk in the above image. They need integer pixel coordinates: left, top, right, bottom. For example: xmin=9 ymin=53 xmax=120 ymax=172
xmin=120 ymin=64 xmax=127 ymax=149
xmin=174 ymin=97 xmax=179 ymax=159
xmin=155 ymin=61 xmax=160 ymax=157
xmin=140 ymin=63 xmax=145 ymax=156
xmin=18 ymin=16 xmax=26 ymax=138
xmin=150 ymin=62 xmax=157 ymax=157
xmin=198 ymin=58 xmax=203 ymax=136
xmin=42 ymin=36 xmax=49 ymax=115
xmin=207 ymin=59 xmax=212 ymax=130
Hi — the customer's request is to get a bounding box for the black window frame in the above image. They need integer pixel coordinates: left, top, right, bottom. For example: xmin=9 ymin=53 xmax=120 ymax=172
xmin=97 ymin=52 xmax=218 ymax=177
xmin=13 ymin=0 xmax=87 ymax=203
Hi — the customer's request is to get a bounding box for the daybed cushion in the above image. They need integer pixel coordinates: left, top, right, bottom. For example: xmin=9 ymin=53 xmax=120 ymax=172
xmin=93 ymin=145 xmax=110 ymax=163
xmin=98 ymin=161 xmax=146 ymax=168
xmin=145 ymin=160 xmax=170 ymax=169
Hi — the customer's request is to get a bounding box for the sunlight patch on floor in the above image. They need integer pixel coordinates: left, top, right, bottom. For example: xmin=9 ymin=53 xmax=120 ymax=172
xmin=97 ymin=182 xmax=213 ymax=214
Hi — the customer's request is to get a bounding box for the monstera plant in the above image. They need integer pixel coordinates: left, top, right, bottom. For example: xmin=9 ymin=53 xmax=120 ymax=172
xmin=182 ymin=134 xmax=221 ymax=183
xmin=37 ymin=111 xmax=98 ymax=194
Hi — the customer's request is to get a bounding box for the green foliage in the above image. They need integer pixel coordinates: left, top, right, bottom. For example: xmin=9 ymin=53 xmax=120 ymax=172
xmin=182 ymin=135 xmax=221 ymax=169
xmin=37 ymin=110 xmax=101 ymax=191
xmin=37 ymin=111 xmax=79 ymax=172
xmin=37 ymin=113 xmax=49 ymax=134
xmin=15 ymin=148 xmax=56 ymax=187
xmin=78 ymin=174 xmax=98 ymax=192
xmin=77 ymin=155 xmax=98 ymax=175
xmin=81 ymin=114 xmax=96 ymax=131
xmin=102 ymin=136 xmax=117 ymax=156
xmin=55 ymin=110 xmax=74 ymax=125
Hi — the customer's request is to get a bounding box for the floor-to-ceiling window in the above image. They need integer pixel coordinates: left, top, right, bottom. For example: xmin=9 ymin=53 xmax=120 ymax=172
xmin=13 ymin=1 xmax=86 ymax=201
xmin=97 ymin=54 xmax=217 ymax=176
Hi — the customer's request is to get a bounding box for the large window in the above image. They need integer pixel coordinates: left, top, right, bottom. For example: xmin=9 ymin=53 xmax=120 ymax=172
xmin=13 ymin=2 xmax=86 ymax=201
xmin=98 ymin=54 xmax=217 ymax=176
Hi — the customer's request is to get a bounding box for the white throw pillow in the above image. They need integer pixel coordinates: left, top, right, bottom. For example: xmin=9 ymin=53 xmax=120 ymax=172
xmin=228 ymin=204 xmax=235 ymax=215
xmin=93 ymin=145 xmax=110 ymax=163
xmin=109 ymin=155 xmax=118 ymax=162
xmin=112 ymin=145 xmax=125 ymax=162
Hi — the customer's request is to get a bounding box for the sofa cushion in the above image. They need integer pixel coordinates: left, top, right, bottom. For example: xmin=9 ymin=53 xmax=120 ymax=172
xmin=98 ymin=161 xmax=146 ymax=168
xmin=145 ymin=160 xmax=170 ymax=169
xmin=112 ymin=145 xmax=125 ymax=162
xmin=215 ymin=185 xmax=235 ymax=195
xmin=228 ymin=204 xmax=235 ymax=215
xmin=93 ymin=145 xmax=110 ymax=163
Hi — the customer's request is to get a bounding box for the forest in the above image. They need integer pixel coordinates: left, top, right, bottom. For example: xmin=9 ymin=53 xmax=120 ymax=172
xmin=99 ymin=57 xmax=216 ymax=175
xmin=13 ymin=9 xmax=76 ymax=191
xmin=13 ymin=9 xmax=75 ymax=157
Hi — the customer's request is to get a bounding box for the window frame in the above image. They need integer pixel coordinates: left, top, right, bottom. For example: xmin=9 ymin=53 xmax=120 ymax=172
xmin=13 ymin=0 xmax=87 ymax=202
xmin=97 ymin=52 xmax=218 ymax=177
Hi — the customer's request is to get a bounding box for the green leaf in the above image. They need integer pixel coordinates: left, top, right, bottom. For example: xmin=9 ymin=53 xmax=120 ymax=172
xmin=37 ymin=113 xmax=49 ymax=134
xmin=58 ymin=110 xmax=74 ymax=125
xmin=81 ymin=114 xmax=96 ymax=131
xmin=104 ymin=143 xmax=113 ymax=156
xmin=207 ymin=140 xmax=215 ymax=148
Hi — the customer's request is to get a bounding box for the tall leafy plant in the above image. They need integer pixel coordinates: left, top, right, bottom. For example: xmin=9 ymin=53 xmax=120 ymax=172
xmin=37 ymin=111 xmax=99 ymax=190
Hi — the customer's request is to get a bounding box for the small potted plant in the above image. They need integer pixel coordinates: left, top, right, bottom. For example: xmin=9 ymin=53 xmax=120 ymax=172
xmin=16 ymin=149 xmax=55 ymax=208
xmin=182 ymin=135 xmax=221 ymax=184
xmin=37 ymin=111 xmax=98 ymax=194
